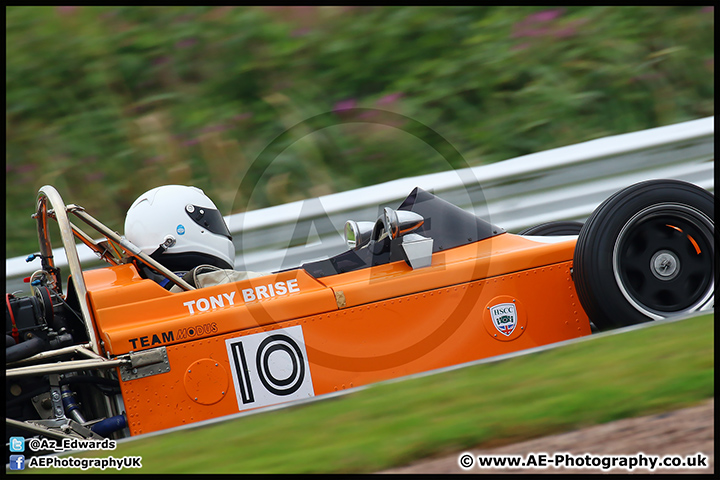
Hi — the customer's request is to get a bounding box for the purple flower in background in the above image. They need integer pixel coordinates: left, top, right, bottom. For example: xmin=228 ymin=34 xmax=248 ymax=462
xmin=512 ymin=8 xmax=566 ymax=38
xmin=291 ymin=27 xmax=312 ymax=38
xmin=57 ymin=6 xmax=78 ymax=15
xmin=634 ymin=72 xmax=664 ymax=82
xmin=99 ymin=10 xmax=118 ymax=19
xmin=152 ymin=56 xmax=170 ymax=66
xmin=526 ymin=8 xmax=565 ymax=23
xmin=232 ymin=113 xmax=253 ymax=122
xmin=144 ymin=156 xmax=165 ymax=166
xmin=15 ymin=164 xmax=37 ymax=174
xmin=173 ymin=14 xmax=196 ymax=24
xmin=553 ymin=27 xmax=576 ymax=38
xmin=343 ymin=147 xmax=361 ymax=156
xmin=175 ymin=38 xmax=197 ymax=49
xmin=376 ymin=92 xmax=403 ymax=106
xmin=333 ymin=99 xmax=357 ymax=112
xmin=200 ymin=124 xmax=229 ymax=134
xmin=183 ymin=138 xmax=200 ymax=147
xmin=85 ymin=172 xmax=105 ymax=183
xmin=701 ymin=6 xmax=714 ymax=13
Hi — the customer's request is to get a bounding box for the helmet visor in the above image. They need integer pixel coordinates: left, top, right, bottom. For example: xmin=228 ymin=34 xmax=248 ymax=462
xmin=185 ymin=205 xmax=232 ymax=240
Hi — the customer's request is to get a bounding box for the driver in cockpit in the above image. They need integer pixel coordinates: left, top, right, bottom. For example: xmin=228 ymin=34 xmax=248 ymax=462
xmin=123 ymin=185 xmax=262 ymax=291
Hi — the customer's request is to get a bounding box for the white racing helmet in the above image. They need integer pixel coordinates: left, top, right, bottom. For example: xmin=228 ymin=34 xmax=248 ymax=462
xmin=124 ymin=185 xmax=235 ymax=271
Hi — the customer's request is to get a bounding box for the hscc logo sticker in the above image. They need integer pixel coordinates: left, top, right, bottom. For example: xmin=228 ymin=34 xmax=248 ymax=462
xmin=225 ymin=325 xmax=314 ymax=411
xmin=490 ymin=303 xmax=517 ymax=336
xmin=483 ymin=296 xmax=526 ymax=341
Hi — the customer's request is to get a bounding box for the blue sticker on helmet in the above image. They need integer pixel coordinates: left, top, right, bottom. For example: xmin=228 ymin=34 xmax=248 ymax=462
xmin=177 ymin=224 xmax=186 ymax=235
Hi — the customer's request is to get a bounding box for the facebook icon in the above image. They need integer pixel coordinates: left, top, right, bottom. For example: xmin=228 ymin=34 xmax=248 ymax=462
xmin=9 ymin=454 xmax=25 ymax=470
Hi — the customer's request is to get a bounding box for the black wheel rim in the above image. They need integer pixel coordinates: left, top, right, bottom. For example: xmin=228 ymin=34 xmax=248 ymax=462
xmin=613 ymin=203 xmax=714 ymax=318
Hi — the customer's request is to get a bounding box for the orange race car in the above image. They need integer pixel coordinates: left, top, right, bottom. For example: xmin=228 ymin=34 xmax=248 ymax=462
xmin=5 ymin=179 xmax=714 ymax=453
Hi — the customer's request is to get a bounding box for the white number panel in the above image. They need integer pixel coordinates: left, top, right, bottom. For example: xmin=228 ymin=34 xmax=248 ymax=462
xmin=225 ymin=325 xmax=315 ymax=411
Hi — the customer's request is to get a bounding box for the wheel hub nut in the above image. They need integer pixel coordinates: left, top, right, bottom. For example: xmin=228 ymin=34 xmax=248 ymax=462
xmin=650 ymin=250 xmax=679 ymax=280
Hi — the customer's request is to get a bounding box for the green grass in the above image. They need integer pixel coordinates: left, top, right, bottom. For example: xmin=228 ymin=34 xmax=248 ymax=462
xmin=55 ymin=313 xmax=713 ymax=474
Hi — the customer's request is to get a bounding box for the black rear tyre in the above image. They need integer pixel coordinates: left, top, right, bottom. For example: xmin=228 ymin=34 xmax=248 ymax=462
xmin=518 ymin=221 xmax=583 ymax=236
xmin=573 ymin=179 xmax=714 ymax=330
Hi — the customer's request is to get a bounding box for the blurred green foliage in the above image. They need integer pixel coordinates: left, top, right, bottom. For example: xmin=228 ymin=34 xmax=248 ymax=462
xmin=6 ymin=6 xmax=714 ymax=257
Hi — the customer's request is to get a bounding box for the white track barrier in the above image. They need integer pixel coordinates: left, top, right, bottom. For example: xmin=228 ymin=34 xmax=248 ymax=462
xmin=6 ymin=116 xmax=714 ymax=293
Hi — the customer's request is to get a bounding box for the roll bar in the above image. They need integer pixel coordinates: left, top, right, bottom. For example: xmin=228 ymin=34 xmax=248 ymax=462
xmin=33 ymin=186 xmax=196 ymax=355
